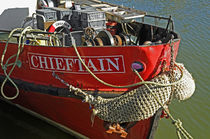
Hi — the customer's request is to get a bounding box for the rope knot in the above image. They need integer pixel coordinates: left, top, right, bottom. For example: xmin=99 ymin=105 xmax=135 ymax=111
xmin=84 ymin=95 xmax=95 ymax=104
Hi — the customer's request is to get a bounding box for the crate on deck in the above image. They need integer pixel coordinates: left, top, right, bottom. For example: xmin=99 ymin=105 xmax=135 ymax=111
xmin=69 ymin=9 xmax=83 ymax=31
xmin=49 ymin=7 xmax=72 ymax=20
xmin=69 ymin=6 xmax=100 ymax=31
xmin=80 ymin=10 xmax=106 ymax=31
xmin=81 ymin=20 xmax=106 ymax=30
xmin=36 ymin=9 xmax=57 ymax=30
xmin=80 ymin=11 xmax=106 ymax=21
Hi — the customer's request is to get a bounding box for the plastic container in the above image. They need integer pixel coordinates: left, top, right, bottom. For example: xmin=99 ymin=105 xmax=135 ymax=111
xmin=106 ymin=21 xmax=117 ymax=28
xmin=106 ymin=21 xmax=118 ymax=35
xmin=36 ymin=9 xmax=57 ymax=30
xmin=107 ymin=28 xmax=117 ymax=36
xmin=72 ymin=10 xmax=83 ymax=20
xmin=80 ymin=11 xmax=105 ymax=21
xmin=82 ymin=20 xmax=106 ymax=29
xmin=69 ymin=16 xmax=82 ymax=30
xmin=50 ymin=7 xmax=72 ymax=20
xmin=36 ymin=9 xmax=57 ymax=21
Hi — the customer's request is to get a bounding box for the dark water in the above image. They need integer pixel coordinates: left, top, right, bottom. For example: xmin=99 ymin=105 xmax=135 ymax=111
xmin=0 ymin=100 xmax=73 ymax=139
xmin=112 ymin=0 xmax=209 ymax=139
xmin=0 ymin=0 xmax=209 ymax=139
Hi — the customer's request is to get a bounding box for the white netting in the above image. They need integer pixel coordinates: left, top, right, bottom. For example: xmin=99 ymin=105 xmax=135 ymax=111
xmin=86 ymin=63 xmax=195 ymax=123
xmin=173 ymin=63 xmax=195 ymax=100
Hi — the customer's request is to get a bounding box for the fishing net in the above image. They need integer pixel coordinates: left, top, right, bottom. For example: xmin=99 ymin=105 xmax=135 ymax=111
xmin=86 ymin=63 xmax=195 ymax=123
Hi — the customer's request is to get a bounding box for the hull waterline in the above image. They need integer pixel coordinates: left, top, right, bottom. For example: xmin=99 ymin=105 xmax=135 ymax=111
xmin=0 ymin=0 xmax=191 ymax=138
xmin=1 ymin=84 xmax=161 ymax=139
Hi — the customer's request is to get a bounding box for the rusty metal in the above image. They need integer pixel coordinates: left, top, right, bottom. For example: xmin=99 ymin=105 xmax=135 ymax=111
xmin=113 ymin=35 xmax=122 ymax=46
xmin=96 ymin=30 xmax=115 ymax=46
xmin=106 ymin=123 xmax=128 ymax=138
xmin=119 ymin=34 xmax=131 ymax=45
xmin=94 ymin=37 xmax=104 ymax=46
xmin=84 ymin=27 xmax=96 ymax=39
xmin=83 ymin=40 xmax=93 ymax=46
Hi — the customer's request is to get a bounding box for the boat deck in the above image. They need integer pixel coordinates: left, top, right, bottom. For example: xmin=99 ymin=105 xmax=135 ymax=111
xmin=74 ymin=0 xmax=146 ymax=22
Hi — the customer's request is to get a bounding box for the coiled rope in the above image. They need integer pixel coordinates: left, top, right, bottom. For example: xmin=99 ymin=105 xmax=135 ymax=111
xmin=1 ymin=27 xmax=32 ymax=99
xmin=1 ymin=27 xmax=61 ymax=100
xmin=0 ymin=27 xmax=193 ymax=138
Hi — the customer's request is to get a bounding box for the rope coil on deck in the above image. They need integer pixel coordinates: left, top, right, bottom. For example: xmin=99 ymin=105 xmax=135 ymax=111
xmin=1 ymin=27 xmax=195 ymax=139
xmin=0 ymin=27 xmax=62 ymax=100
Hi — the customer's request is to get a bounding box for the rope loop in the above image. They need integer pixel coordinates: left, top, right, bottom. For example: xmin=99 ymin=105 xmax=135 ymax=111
xmin=55 ymin=41 xmax=194 ymax=138
xmin=1 ymin=27 xmax=61 ymax=100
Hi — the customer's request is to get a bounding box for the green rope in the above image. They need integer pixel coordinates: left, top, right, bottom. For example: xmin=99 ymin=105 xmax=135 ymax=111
xmin=0 ymin=27 xmax=61 ymax=100
xmin=0 ymin=27 xmax=193 ymax=138
xmin=1 ymin=27 xmax=31 ymax=100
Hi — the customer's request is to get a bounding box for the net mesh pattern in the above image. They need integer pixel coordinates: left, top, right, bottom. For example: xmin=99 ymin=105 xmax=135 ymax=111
xmin=88 ymin=63 xmax=195 ymax=123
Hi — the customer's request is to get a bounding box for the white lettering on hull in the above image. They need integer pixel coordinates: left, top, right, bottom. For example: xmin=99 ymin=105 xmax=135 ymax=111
xmin=28 ymin=53 xmax=125 ymax=74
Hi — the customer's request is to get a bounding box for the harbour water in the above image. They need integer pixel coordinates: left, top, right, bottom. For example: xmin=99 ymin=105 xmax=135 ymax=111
xmin=0 ymin=0 xmax=209 ymax=138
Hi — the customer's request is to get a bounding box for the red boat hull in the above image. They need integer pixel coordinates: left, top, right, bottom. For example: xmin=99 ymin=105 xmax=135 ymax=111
xmin=0 ymin=40 xmax=180 ymax=138
xmin=2 ymin=85 xmax=159 ymax=139
xmin=0 ymin=41 xmax=180 ymax=92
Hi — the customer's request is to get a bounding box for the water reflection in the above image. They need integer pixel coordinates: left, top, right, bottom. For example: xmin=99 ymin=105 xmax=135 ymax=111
xmin=0 ymin=100 xmax=74 ymax=139
xmin=107 ymin=0 xmax=210 ymax=138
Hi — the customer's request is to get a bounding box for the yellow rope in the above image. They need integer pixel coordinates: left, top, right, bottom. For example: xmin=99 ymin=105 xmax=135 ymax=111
xmin=135 ymin=69 xmax=193 ymax=139
xmin=1 ymin=27 xmax=32 ymax=100
xmin=72 ymin=40 xmax=183 ymax=88
xmin=71 ymin=39 xmax=193 ymax=139
xmin=0 ymin=27 xmax=193 ymax=138
xmin=0 ymin=27 xmax=61 ymax=100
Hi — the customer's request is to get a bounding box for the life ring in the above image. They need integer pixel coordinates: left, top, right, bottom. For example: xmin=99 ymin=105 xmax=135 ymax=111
xmin=48 ymin=20 xmax=72 ymax=46
xmin=48 ymin=20 xmax=72 ymax=33
xmin=37 ymin=0 xmax=55 ymax=8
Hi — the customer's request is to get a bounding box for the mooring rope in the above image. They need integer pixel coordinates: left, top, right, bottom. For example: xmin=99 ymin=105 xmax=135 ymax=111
xmin=0 ymin=27 xmax=193 ymax=138
xmin=70 ymin=38 xmax=193 ymax=139
xmin=71 ymin=37 xmax=184 ymax=88
xmin=1 ymin=27 xmax=32 ymax=100
xmin=0 ymin=27 xmax=61 ymax=100
xmin=53 ymin=67 xmax=193 ymax=139
xmin=135 ymin=70 xmax=193 ymax=139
